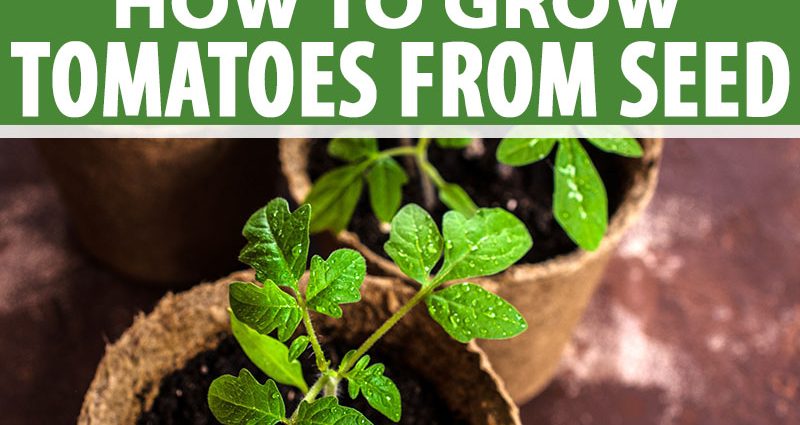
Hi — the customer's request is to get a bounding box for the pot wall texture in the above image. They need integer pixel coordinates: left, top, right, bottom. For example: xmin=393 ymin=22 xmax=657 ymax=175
xmin=79 ymin=271 xmax=521 ymax=425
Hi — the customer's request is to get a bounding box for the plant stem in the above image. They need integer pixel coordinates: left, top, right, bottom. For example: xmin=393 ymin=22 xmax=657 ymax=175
xmin=293 ymin=277 xmax=443 ymax=411
xmin=336 ymin=283 xmax=436 ymax=376
xmin=419 ymin=157 xmax=447 ymax=188
xmin=290 ymin=376 xmax=329 ymax=421
xmin=323 ymin=376 xmax=341 ymax=397
xmin=414 ymin=138 xmax=438 ymax=210
xmin=416 ymin=138 xmax=432 ymax=155
xmin=359 ymin=139 xmax=445 ymax=210
xmin=303 ymin=376 xmax=328 ymax=403
xmin=380 ymin=145 xmax=418 ymax=158
xmin=297 ymin=296 xmax=328 ymax=373
xmin=366 ymin=140 xmax=448 ymax=191
xmin=355 ymin=145 xmax=417 ymax=174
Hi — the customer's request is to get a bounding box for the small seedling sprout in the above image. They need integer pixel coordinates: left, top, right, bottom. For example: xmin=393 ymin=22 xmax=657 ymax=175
xmin=496 ymin=138 xmax=643 ymax=249
xmin=208 ymin=198 xmax=532 ymax=424
xmin=307 ymin=138 xmax=643 ymax=251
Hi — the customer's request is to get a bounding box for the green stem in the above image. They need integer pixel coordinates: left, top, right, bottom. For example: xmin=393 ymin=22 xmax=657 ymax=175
xmin=417 ymin=137 xmax=432 ymax=153
xmin=413 ymin=138 xmax=445 ymax=189
xmin=290 ymin=376 xmax=329 ymax=421
xmin=361 ymin=140 xmax=447 ymax=189
xmin=414 ymin=138 xmax=438 ymax=209
xmin=381 ymin=145 xmax=418 ymax=158
xmin=297 ymin=296 xmax=329 ymax=373
xmin=323 ymin=376 xmax=341 ymax=397
xmin=292 ymin=274 xmax=447 ymax=413
xmin=303 ymin=376 xmax=327 ymax=403
xmin=336 ymin=283 xmax=437 ymax=376
xmin=353 ymin=145 xmax=417 ymax=175
xmin=419 ymin=157 xmax=447 ymax=188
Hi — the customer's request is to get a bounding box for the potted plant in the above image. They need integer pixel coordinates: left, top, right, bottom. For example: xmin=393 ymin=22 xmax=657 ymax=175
xmin=81 ymin=198 xmax=532 ymax=424
xmin=37 ymin=139 xmax=280 ymax=286
xmin=279 ymin=138 xmax=663 ymax=402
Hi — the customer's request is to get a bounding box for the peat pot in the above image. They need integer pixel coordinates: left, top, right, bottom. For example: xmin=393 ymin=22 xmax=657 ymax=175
xmin=279 ymin=138 xmax=663 ymax=403
xmin=37 ymin=139 xmax=280 ymax=286
xmin=79 ymin=271 xmax=521 ymax=425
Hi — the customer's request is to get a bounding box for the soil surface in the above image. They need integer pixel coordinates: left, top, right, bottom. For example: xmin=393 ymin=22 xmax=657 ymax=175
xmin=307 ymin=139 xmax=637 ymax=264
xmin=137 ymin=335 xmax=466 ymax=425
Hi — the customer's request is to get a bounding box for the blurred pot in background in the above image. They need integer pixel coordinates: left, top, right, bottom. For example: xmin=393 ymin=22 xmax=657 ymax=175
xmin=37 ymin=139 xmax=280 ymax=286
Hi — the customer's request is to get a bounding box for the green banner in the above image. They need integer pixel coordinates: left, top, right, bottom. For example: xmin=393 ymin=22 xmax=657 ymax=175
xmin=1 ymin=0 xmax=797 ymax=125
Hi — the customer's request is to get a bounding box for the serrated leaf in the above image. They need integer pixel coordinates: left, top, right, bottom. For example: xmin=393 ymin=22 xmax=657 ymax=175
xmin=294 ymin=397 xmax=373 ymax=425
xmin=496 ymin=138 xmax=558 ymax=166
xmin=554 ymin=139 xmax=607 ymax=251
xmin=366 ymin=158 xmax=408 ymax=223
xmin=425 ymin=283 xmax=527 ymax=343
xmin=345 ymin=355 xmax=402 ymax=422
xmin=384 ymin=204 xmax=442 ymax=285
xmin=435 ymin=138 xmax=473 ymax=149
xmin=230 ymin=311 xmax=308 ymax=392
xmin=239 ymin=198 xmax=310 ymax=290
xmin=288 ymin=336 xmax=309 ymax=362
xmin=438 ymin=183 xmax=478 ymax=217
xmin=306 ymin=165 xmax=365 ymax=234
xmin=328 ymin=138 xmax=378 ymax=162
xmin=307 ymin=249 xmax=366 ymax=318
xmin=208 ymin=370 xmax=285 ymax=425
xmin=437 ymin=208 xmax=532 ymax=283
xmin=586 ymin=138 xmax=643 ymax=157
xmin=229 ymin=281 xmax=302 ymax=342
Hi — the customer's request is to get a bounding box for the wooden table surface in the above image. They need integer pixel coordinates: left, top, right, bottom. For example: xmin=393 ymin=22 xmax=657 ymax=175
xmin=1 ymin=140 xmax=797 ymax=425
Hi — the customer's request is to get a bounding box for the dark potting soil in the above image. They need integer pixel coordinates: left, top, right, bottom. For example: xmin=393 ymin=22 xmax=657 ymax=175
xmin=307 ymin=139 xmax=638 ymax=264
xmin=137 ymin=335 xmax=467 ymax=425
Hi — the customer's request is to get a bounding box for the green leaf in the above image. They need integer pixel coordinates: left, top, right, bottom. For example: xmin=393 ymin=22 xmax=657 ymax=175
xmin=438 ymin=183 xmax=478 ymax=217
xmin=435 ymin=138 xmax=473 ymax=149
xmin=496 ymin=138 xmax=558 ymax=166
xmin=305 ymin=165 xmax=365 ymax=234
xmin=437 ymin=208 xmax=532 ymax=283
xmin=230 ymin=311 xmax=308 ymax=392
xmin=340 ymin=350 xmax=359 ymax=370
xmin=294 ymin=397 xmax=373 ymax=425
xmin=366 ymin=158 xmax=409 ymax=223
xmin=239 ymin=198 xmax=310 ymax=290
xmin=229 ymin=281 xmax=302 ymax=342
xmin=384 ymin=204 xmax=443 ymax=285
xmin=586 ymin=138 xmax=643 ymax=158
xmin=345 ymin=355 xmax=402 ymax=422
xmin=554 ymin=139 xmax=608 ymax=251
xmin=208 ymin=370 xmax=285 ymax=425
xmin=288 ymin=336 xmax=309 ymax=362
xmin=425 ymin=283 xmax=527 ymax=343
xmin=328 ymin=138 xmax=379 ymax=162
xmin=307 ymin=249 xmax=367 ymax=318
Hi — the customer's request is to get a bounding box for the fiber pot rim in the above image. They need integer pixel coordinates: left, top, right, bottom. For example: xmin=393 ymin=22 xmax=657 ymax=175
xmin=279 ymin=139 xmax=664 ymax=283
xmin=79 ymin=270 xmax=521 ymax=425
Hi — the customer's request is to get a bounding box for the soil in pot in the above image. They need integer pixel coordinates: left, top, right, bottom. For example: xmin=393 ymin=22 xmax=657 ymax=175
xmin=307 ymin=139 xmax=638 ymax=264
xmin=137 ymin=335 xmax=468 ymax=425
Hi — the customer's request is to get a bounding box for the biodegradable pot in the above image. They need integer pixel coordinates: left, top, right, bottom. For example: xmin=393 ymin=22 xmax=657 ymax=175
xmin=279 ymin=138 xmax=663 ymax=403
xmin=37 ymin=139 xmax=280 ymax=286
xmin=79 ymin=270 xmax=521 ymax=425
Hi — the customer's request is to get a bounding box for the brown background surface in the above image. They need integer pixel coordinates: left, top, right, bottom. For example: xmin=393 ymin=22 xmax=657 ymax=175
xmin=0 ymin=140 xmax=798 ymax=424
